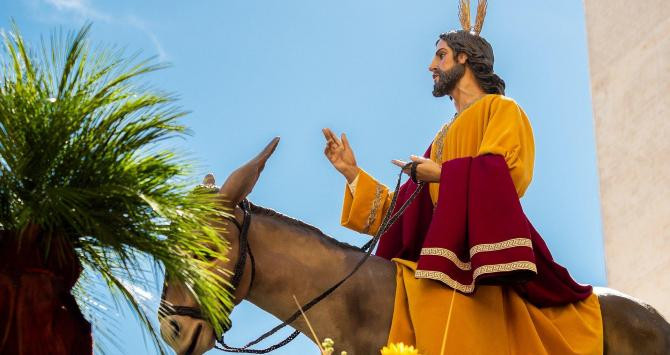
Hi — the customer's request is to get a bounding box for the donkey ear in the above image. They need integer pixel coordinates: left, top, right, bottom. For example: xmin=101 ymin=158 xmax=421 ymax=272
xmin=219 ymin=137 xmax=280 ymax=207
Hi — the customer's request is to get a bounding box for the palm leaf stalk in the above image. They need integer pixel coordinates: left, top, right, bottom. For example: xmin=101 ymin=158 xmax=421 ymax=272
xmin=0 ymin=23 xmax=233 ymax=354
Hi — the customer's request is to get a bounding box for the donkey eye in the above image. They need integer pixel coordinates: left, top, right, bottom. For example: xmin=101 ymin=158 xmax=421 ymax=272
xmin=202 ymin=249 xmax=218 ymax=261
xmin=191 ymin=243 xmax=220 ymax=261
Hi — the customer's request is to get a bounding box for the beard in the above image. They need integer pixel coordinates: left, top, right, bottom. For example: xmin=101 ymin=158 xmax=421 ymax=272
xmin=432 ymin=63 xmax=466 ymax=97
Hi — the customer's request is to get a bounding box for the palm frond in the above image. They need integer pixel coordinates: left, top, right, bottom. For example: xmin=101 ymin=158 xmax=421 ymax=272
xmin=0 ymin=22 xmax=233 ymax=354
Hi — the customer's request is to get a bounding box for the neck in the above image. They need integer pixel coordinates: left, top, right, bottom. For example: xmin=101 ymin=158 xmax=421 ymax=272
xmin=450 ymin=71 xmax=487 ymax=114
xmin=243 ymin=209 xmax=396 ymax=353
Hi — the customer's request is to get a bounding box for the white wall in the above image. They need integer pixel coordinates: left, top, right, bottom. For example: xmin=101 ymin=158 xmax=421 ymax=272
xmin=584 ymin=0 xmax=670 ymax=318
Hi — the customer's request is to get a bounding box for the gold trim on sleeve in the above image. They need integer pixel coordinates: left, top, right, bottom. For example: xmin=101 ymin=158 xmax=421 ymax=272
xmin=363 ymin=184 xmax=384 ymax=234
xmin=469 ymin=238 xmax=532 ymax=258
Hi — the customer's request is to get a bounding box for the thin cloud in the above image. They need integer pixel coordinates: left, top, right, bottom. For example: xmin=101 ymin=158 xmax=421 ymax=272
xmin=43 ymin=0 xmax=112 ymax=22
xmin=125 ymin=15 xmax=168 ymax=61
xmin=44 ymin=0 xmax=85 ymax=11
xmin=36 ymin=0 xmax=168 ymax=60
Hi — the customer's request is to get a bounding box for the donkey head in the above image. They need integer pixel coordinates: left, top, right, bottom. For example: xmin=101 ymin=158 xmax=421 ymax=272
xmin=159 ymin=137 xmax=279 ymax=355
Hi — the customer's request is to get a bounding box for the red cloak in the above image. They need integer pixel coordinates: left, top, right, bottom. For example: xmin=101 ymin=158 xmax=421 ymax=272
xmin=376 ymin=151 xmax=592 ymax=307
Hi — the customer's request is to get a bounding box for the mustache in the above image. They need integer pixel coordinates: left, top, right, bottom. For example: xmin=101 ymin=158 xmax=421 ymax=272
xmin=432 ymin=64 xmax=465 ymax=98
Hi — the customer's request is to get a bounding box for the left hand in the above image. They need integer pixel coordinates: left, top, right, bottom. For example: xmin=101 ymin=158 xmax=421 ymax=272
xmin=391 ymin=155 xmax=441 ymax=183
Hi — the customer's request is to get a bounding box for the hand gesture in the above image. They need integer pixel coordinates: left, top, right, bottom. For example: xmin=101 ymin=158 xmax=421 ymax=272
xmin=322 ymin=128 xmax=359 ymax=183
xmin=391 ymin=155 xmax=441 ymax=183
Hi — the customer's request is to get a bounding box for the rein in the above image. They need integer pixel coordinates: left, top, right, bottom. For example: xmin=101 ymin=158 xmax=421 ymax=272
xmin=163 ymin=164 xmax=424 ymax=353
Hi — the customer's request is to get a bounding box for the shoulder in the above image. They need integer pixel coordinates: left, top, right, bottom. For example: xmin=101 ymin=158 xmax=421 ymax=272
xmin=487 ymin=94 xmax=521 ymax=111
xmin=486 ymin=95 xmax=531 ymax=121
xmin=485 ymin=95 xmax=533 ymax=130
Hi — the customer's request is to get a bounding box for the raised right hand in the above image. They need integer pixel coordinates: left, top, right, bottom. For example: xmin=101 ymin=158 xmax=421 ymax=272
xmin=322 ymin=128 xmax=359 ymax=183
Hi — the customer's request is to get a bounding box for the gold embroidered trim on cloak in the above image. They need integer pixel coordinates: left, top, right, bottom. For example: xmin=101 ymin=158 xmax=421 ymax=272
xmin=469 ymin=238 xmax=532 ymax=257
xmin=415 ymin=261 xmax=537 ymax=293
xmin=432 ymin=123 xmax=451 ymax=164
xmin=431 ymin=95 xmax=489 ymax=164
xmin=419 ymin=237 xmax=532 ymax=271
xmin=363 ymin=184 xmax=384 ymax=234
xmin=420 ymin=247 xmax=472 ymax=271
xmin=415 ymin=269 xmax=475 ymax=293
xmin=472 ymin=261 xmax=536 ymax=279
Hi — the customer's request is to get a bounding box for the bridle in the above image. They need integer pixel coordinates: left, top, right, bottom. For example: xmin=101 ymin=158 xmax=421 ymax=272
xmin=160 ymin=163 xmax=424 ymax=353
xmin=160 ymin=199 xmax=255 ymax=332
xmin=160 ymin=196 xmax=302 ymax=353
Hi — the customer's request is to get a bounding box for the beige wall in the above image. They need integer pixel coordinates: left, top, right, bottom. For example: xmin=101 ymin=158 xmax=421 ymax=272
xmin=584 ymin=0 xmax=670 ymax=318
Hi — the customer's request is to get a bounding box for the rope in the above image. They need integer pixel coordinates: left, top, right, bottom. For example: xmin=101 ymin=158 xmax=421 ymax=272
xmin=439 ymin=289 xmax=457 ymax=355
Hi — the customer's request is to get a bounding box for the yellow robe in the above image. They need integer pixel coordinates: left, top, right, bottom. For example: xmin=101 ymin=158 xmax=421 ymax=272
xmin=390 ymin=259 xmax=602 ymax=355
xmin=340 ymin=95 xmax=603 ymax=354
xmin=341 ymin=94 xmax=534 ymax=235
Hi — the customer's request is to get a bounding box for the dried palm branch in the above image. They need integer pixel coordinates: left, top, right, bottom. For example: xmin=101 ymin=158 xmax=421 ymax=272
xmin=458 ymin=0 xmax=472 ymax=32
xmin=473 ymin=0 xmax=488 ymax=35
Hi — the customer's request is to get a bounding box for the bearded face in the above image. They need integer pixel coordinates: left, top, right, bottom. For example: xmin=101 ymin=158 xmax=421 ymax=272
xmin=432 ymin=62 xmax=466 ymax=98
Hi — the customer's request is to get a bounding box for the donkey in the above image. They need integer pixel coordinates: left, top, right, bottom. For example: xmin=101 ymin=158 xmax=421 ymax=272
xmin=159 ymin=138 xmax=670 ymax=355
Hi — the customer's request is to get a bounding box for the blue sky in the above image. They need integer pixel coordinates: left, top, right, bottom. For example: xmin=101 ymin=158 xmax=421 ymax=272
xmin=1 ymin=1 xmax=606 ymax=354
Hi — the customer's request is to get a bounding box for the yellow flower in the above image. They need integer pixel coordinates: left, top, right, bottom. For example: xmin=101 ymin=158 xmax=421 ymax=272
xmin=380 ymin=342 xmax=421 ymax=355
xmin=322 ymin=338 xmax=335 ymax=349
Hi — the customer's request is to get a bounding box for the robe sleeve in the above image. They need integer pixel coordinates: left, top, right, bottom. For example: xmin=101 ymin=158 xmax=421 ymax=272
xmin=341 ymin=169 xmax=393 ymax=236
xmin=347 ymin=175 xmax=359 ymax=194
xmin=477 ymin=98 xmax=535 ymax=197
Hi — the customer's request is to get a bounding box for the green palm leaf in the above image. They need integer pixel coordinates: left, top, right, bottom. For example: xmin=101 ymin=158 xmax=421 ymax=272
xmin=0 ymin=23 xmax=233 ymax=354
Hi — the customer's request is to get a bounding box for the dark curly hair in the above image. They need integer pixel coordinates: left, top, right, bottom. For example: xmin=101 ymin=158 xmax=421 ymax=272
xmin=438 ymin=30 xmax=505 ymax=95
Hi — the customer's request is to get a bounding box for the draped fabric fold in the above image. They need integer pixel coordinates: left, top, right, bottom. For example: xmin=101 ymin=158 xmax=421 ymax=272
xmin=0 ymin=229 xmax=92 ymax=355
xmin=376 ymin=153 xmax=591 ymax=307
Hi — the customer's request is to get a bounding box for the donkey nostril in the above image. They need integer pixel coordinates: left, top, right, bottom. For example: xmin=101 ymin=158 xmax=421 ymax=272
xmin=169 ymin=319 xmax=180 ymax=338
